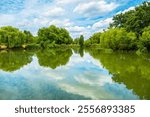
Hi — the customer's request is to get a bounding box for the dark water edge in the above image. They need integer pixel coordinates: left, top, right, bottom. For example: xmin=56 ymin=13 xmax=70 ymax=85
xmin=0 ymin=48 xmax=150 ymax=100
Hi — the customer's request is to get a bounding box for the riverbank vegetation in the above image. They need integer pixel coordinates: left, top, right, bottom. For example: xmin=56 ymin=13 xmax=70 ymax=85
xmin=0 ymin=2 xmax=149 ymax=53
xmin=0 ymin=25 xmax=74 ymax=50
xmin=85 ymin=2 xmax=150 ymax=53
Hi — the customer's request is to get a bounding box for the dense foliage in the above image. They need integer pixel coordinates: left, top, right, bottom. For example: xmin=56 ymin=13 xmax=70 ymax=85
xmin=85 ymin=2 xmax=150 ymax=52
xmin=138 ymin=26 xmax=150 ymax=52
xmin=38 ymin=25 xmax=73 ymax=48
xmin=73 ymin=38 xmax=79 ymax=45
xmin=24 ymin=30 xmax=35 ymax=43
xmin=100 ymin=28 xmax=137 ymax=50
xmin=0 ymin=26 xmax=37 ymax=49
xmin=110 ymin=2 xmax=150 ymax=35
xmin=85 ymin=32 xmax=101 ymax=46
xmin=0 ymin=26 xmax=26 ymax=49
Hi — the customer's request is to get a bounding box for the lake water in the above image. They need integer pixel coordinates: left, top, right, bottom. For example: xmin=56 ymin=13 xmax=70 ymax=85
xmin=0 ymin=48 xmax=150 ymax=100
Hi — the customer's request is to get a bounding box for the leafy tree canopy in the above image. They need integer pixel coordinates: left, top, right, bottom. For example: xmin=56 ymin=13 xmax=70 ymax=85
xmin=38 ymin=25 xmax=73 ymax=48
xmin=0 ymin=26 xmax=26 ymax=48
xmin=110 ymin=2 xmax=150 ymax=35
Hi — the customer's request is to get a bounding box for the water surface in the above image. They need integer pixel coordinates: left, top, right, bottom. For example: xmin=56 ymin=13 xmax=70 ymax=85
xmin=0 ymin=48 xmax=150 ymax=100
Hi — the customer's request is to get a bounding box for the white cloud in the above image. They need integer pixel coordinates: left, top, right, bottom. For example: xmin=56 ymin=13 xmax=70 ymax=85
xmin=74 ymin=0 xmax=119 ymax=17
xmin=17 ymin=18 xmax=73 ymax=29
xmin=43 ymin=7 xmax=65 ymax=17
xmin=74 ymin=73 xmax=112 ymax=86
xmin=0 ymin=14 xmax=15 ymax=26
xmin=67 ymin=26 xmax=86 ymax=33
xmin=56 ymin=0 xmax=80 ymax=5
xmin=48 ymin=19 xmax=73 ymax=27
xmin=92 ymin=17 xmax=113 ymax=30
xmin=116 ymin=6 xmax=135 ymax=15
xmin=122 ymin=6 xmax=135 ymax=13
xmin=65 ymin=25 xmax=93 ymax=39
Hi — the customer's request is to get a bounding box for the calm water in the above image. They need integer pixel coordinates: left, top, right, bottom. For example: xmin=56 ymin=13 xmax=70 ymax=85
xmin=0 ymin=48 xmax=150 ymax=100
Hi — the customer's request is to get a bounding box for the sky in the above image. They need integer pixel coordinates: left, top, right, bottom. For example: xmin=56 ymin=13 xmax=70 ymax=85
xmin=0 ymin=0 xmax=149 ymax=39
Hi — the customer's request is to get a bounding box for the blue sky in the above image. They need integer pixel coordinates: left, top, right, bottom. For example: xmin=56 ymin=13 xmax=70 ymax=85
xmin=0 ymin=0 xmax=149 ymax=39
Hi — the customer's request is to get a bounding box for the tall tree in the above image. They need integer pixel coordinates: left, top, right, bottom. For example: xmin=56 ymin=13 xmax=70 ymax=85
xmin=79 ymin=35 xmax=84 ymax=47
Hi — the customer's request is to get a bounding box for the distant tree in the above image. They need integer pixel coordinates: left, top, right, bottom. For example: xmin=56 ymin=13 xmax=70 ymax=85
xmin=89 ymin=32 xmax=101 ymax=44
xmin=79 ymin=35 xmax=84 ymax=47
xmin=24 ymin=30 xmax=34 ymax=43
xmin=84 ymin=39 xmax=92 ymax=46
xmin=73 ymin=38 xmax=79 ymax=44
xmin=84 ymin=32 xmax=101 ymax=46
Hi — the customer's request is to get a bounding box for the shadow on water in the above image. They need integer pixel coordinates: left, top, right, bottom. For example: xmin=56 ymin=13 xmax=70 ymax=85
xmin=86 ymin=48 xmax=150 ymax=99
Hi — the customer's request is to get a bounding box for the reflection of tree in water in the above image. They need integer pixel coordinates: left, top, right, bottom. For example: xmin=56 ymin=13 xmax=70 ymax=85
xmin=0 ymin=50 xmax=33 ymax=72
xmin=87 ymin=49 xmax=150 ymax=99
xmin=72 ymin=47 xmax=84 ymax=57
xmin=36 ymin=49 xmax=72 ymax=69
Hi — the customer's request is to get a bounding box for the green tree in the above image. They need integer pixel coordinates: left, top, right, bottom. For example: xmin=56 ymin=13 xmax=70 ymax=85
xmin=79 ymin=35 xmax=84 ymax=47
xmin=73 ymin=38 xmax=79 ymax=44
xmin=89 ymin=32 xmax=101 ymax=44
xmin=110 ymin=2 xmax=150 ymax=35
xmin=0 ymin=26 xmax=26 ymax=49
xmin=24 ymin=30 xmax=35 ymax=43
xmin=139 ymin=26 xmax=150 ymax=51
xmin=38 ymin=25 xmax=73 ymax=48
xmin=100 ymin=28 xmax=137 ymax=50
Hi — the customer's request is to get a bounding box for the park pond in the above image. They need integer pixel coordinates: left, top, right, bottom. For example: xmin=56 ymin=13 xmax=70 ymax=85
xmin=0 ymin=48 xmax=150 ymax=100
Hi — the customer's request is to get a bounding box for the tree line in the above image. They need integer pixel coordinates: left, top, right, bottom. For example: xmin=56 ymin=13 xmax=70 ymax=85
xmin=0 ymin=2 xmax=149 ymax=52
xmin=0 ymin=25 xmax=85 ymax=49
